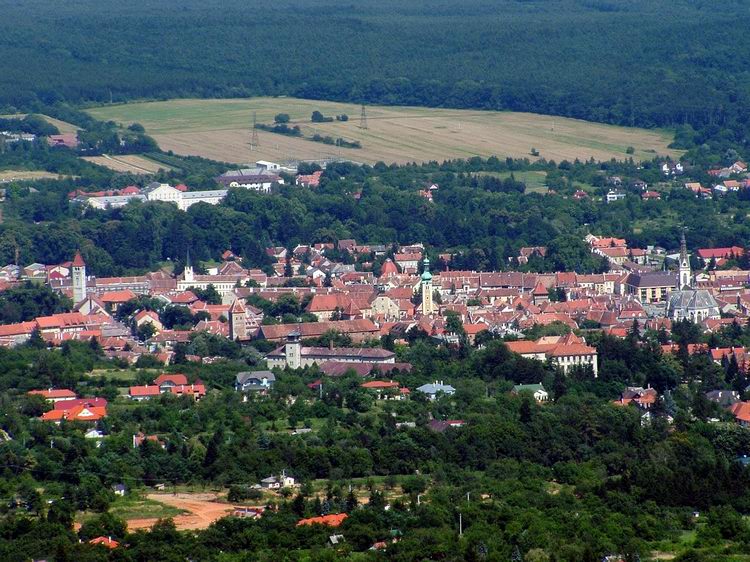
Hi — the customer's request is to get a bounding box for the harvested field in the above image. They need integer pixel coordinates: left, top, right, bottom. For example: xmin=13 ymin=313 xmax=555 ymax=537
xmin=126 ymin=493 xmax=234 ymax=531
xmin=0 ymin=113 xmax=79 ymax=134
xmin=0 ymin=170 xmax=64 ymax=182
xmin=81 ymin=154 xmax=173 ymax=174
xmin=87 ymin=97 xmax=683 ymax=165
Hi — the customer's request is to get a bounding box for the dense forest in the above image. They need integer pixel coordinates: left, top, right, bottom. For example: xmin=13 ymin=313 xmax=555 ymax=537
xmin=1 ymin=0 xmax=750 ymax=156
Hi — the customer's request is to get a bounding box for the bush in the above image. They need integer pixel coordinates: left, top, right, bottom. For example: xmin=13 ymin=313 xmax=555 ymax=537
xmin=274 ymin=113 xmax=290 ymax=124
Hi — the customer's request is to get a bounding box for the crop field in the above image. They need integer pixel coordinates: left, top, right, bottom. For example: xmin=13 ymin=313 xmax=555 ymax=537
xmin=1 ymin=114 xmax=79 ymax=134
xmin=87 ymin=98 xmax=683 ymax=165
xmin=81 ymin=154 xmax=174 ymax=174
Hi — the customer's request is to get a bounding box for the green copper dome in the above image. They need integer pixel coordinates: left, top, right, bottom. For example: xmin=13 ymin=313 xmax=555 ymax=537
xmin=421 ymin=258 xmax=432 ymax=281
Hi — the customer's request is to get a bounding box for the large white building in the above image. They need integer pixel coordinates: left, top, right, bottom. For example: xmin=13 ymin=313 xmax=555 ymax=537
xmin=78 ymin=182 xmax=229 ymax=211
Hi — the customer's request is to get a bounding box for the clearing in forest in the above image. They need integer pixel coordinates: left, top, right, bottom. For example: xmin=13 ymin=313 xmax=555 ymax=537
xmin=126 ymin=493 xmax=235 ymax=531
xmin=86 ymin=98 xmax=683 ymax=165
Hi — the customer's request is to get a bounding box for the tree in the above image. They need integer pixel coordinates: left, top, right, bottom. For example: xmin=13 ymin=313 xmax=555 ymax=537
xmin=274 ymin=113 xmax=290 ymax=124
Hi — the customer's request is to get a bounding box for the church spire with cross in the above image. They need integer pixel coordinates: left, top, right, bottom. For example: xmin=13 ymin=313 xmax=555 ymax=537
xmin=679 ymin=231 xmax=691 ymax=289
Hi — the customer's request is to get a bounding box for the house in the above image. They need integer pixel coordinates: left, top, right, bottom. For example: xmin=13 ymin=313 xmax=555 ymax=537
xmin=416 ymin=381 xmax=455 ymax=400
xmin=112 ymin=483 xmax=127 ymax=497
xmin=505 ymin=333 xmax=598 ymax=376
xmin=706 ymin=390 xmax=740 ymax=407
xmin=606 ymin=190 xmax=626 ymax=203
xmin=266 ymin=336 xmax=396 ymax=369
xmin=260 ymin=473 xmax=296 ymax=489
xmin=428 ymin=419 xmax=465 ymax=432
xmin=154 ymin=373 xmax=188 ymax=391
xmin=216 ymin=168 xmax=283 ymax=193
xmin=89 ymin=536 xmax=119 ymax=549
xmin=132 ymin=432 xmax=165 ymax=448
xmin=360 ymin=380 xmax=409 ymax=400
xmin=622 ymin=271 xmax=677 ymax=303
xmin=511 ymin=383 xmax=549 ymax=402
xmin=729 ymin=402 xmax=750 ymax=427
xmin=28 ymin=388 xmax=77 ymax=403
xmin=41 ymin=405 xmax=107 ymax=423
xmin=641 ymin=190 xmax=661 ymax=201
xmin=135 ymin=310 xmax=163 ymax=333
xmin=613 ymin=387 xmax=658 ymax=408
xmin=297 ymin=513 xmax=348 ymax=527
xmin=516 ymin=246 xmax=547 ymax=265
xmin=128 ymin=385 xmax=161 ymax=401
xmin=235 ymin=371 xmax=276 ymax=392
xmin=257 ymin=319 xmax=380 ymax=343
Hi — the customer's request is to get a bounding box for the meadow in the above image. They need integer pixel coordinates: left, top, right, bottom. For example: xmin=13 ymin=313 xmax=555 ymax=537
xmin=87 ymin=98 xmax=683 ymax=165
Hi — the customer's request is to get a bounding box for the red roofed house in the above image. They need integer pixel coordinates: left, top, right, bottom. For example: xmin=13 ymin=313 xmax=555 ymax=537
xmin=360 ymin=380 xmax=409 ymax=400
xmin=305 ymin=293 xmax=357 ymax=321
xmin=729 ymin=401 xmax=750 ymax=427
xmin=297 ymin=513 xmax=348 ymax=527
xmin=42 ymin=405 xmax=107 ymax=423
xmin=89 ymin=536 xmax=119 ymax=549
xmin=505 ymin=333 xmax=598 ymax=376
xmin=128 ymin=385 xmax=161 ymax=401
xmin=154 ymin=373 xmax=188 ymax=390
xmin=697 ymin=247 xmax=744 ymax=265
xmin=28 ymin=389 xmax=77 ymax=403
xmin=612 ymin=387 xmax=658 ymax=409
xmin=170 ymin=383 xmax=206 ymax=400
xmin=100 ymin=290 xmax=137 ymax=312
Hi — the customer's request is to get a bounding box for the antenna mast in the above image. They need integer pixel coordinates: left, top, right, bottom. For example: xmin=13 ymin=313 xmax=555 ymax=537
xmin=251 ymin=111 xmax=259 ymax=150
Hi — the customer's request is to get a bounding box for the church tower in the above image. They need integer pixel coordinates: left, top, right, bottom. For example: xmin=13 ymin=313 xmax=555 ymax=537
xmin=285 ymin=331 xmax=302 ymax=369
xmin=183 ymin=250 xmax=194 ymax=284
xmin=679 ymin=231 xmax=691 ymax=289
xmin=420 ymin=258 xmax=435 ymax=315
xmin=228 ymin=298 xmax=248 ymax=341
xmin=71 ymin=250 xmax=86 ymax=304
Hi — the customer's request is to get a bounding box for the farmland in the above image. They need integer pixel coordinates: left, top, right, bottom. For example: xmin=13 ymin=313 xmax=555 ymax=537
xmin=87 ymin=98 xmax=683 ymax=165
xmin=80 ymin=154 xmax=174 ymax=174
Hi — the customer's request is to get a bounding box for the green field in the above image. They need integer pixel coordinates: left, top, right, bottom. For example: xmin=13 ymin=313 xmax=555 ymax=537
xmin=86 ymin=98 xmax=683 ymax=166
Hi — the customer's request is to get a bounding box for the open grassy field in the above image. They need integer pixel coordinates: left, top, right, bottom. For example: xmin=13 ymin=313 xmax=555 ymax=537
xmin=81 ymin=154 xmax=174 ymax=174
xmin=86 ymin=98 xmax=683 ymax=165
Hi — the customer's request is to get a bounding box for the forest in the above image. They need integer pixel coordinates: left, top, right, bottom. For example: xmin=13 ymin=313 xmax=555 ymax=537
xmin=1 ymin=0 xmax=750 ymax=158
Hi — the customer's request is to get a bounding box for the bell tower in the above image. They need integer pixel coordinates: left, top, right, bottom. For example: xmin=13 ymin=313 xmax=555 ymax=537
xmin=679 ymin=231 xmax=691 ymax=289
xmin=71 ymin=250 xmax=86 ymax=304
xmin=420 ymin=258 xmax=435 ymax=315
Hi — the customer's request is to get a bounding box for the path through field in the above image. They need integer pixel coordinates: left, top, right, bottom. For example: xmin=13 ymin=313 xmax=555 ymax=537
xmin=126 ymin=493 xmax=234 ymax=531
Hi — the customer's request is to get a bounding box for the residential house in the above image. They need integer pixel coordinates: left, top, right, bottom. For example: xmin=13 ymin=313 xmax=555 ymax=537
xmin=416 ymin=381 xmax=456 ymax=400
xmin=511 ymin=383 xmax=549 ymax=402
xmin=235 ymin=371 xmax=276 ymax=393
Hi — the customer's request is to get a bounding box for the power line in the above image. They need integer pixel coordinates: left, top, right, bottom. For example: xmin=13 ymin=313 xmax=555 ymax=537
xmin=251 ymin=111 xmax=259 ymax=150
xmin=359 ymin=104 xmax=368 ymax=130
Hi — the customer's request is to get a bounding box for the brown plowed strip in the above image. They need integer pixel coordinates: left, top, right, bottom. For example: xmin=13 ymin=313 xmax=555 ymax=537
xmin=127 ymin=493 xmax=234 ymax=531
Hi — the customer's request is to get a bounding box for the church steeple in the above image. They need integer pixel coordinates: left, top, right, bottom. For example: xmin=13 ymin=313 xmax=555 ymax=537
xmin=420 ymin=258 xmax=435 ymax=315
xmin=679 ymin=231 xmax=691 ymax=289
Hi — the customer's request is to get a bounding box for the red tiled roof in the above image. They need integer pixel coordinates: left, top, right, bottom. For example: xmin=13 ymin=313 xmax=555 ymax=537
xmin=72 ymin=251 xmax=86 ymax=267
xmin=128 ymin=385 xmax=161 ymax=397
xmin=297 ymin=513 xmax=348 ymax=527
xmin=28 ymin=389 xmax=76 ymax=400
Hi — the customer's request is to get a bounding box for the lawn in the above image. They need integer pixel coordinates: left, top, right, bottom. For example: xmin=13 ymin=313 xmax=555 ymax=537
xmin=76 ymin=492 xmax=184 ymax=525
xmin=86 ymin=98 xmax=683 ymax=166
xmin=477 ymin=170 xmax=548 ymax=193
